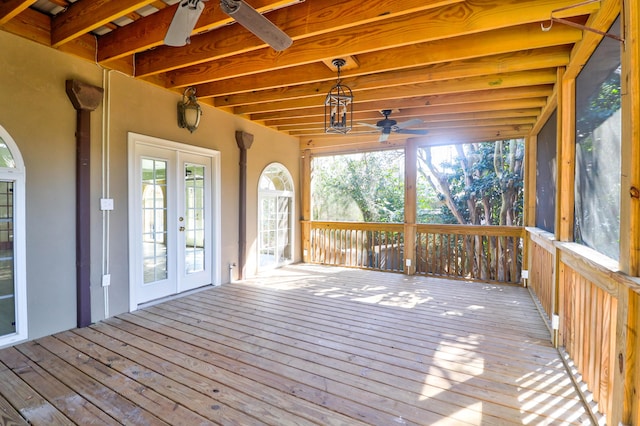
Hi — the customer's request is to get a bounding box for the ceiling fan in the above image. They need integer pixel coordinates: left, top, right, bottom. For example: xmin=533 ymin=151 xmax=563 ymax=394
xmin=164 ymin=0 xmax=293 ymax=51
xmin=360 ymin=110 xmax=428 ymax=142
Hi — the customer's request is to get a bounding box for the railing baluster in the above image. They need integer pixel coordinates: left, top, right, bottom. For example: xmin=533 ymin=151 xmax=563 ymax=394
xmin=309 ymin=222 xmax=523 ymax=283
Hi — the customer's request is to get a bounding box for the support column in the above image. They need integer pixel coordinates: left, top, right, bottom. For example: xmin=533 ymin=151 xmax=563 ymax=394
xmin=619 ymin=0 xmax=640 ymax=423
xmin=235 ymin=131 xmax=253 ymax=280
xmin=556 ymin=69 xmax=574 ymax=243
xmin=404 ymin=140 xmax=417 ymax=275
xmin=301 ymin=149 xmax=312 ymax=263
xmin=65 ymin=79 xmax=103 ymax=328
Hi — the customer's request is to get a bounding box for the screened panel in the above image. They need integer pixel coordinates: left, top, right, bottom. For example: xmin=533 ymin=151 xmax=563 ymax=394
xmin=574 ymin=16 xmax=621 ymax=260
xmin=535 ymin=110 xmax=557 ymax=233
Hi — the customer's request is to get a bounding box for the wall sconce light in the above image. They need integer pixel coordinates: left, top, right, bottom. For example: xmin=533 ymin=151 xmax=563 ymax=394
xmin=325 ymin=58 xmax=353 ymax=134
xmin=177 ymin=87 xmax=202 ymax=133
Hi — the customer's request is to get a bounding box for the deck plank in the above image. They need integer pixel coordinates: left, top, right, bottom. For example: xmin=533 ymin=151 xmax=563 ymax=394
xmin=0 ymin=265 xmax=594 ymax=425
xmin=175 ymin=289 xmax=581 ymax=397
xmin=16 ymin=339 xmax=169 ymax=425
xmin=86 ymin=320 xmax=368 ymax=426
xmin=0 ymin=350 xmax=72 ymax=425
xmin=0 ymin=364 xmax=29 ymax=426
xmin=0 ymin=346 xmax=115 ymax=425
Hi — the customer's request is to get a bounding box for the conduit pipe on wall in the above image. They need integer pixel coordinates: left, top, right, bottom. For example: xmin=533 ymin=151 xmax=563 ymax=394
xmin=235 ymin=131 xmax=254 ymax=281
xmin=65 ymin=79 xmax=103 ymax=328
xmin=101 ymin=69 xmax=112 ymax=319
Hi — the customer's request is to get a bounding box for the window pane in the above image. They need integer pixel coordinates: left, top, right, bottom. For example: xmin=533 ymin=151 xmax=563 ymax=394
xmin=0 ymin=138 xmax=16 ymax=168
xmin=0 ymin=181 xmax=14 ymax=336
xmin=574 ymin=16 xmax=621 ymax=260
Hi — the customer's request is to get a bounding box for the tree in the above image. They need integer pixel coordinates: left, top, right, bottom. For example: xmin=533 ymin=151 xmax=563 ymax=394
xmin=416 ymin=140 xmax=525 ymax=281
xmin=312 ymin=150 xmax=404 ymax=222
xmin=417 ymin=140 xmax=524 ymax=226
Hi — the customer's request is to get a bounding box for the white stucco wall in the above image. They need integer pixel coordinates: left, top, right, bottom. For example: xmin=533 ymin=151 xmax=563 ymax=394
xmin=0 ymin=29 xmax=301 ymax=343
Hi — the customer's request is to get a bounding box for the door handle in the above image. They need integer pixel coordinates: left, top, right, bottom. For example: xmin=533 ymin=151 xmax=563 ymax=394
xmin=179 ymin=226 xmax=185 ymax=232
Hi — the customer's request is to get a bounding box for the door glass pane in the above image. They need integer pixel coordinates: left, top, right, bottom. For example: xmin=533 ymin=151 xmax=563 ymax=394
xmin=0 ymin=181 xmax=14 ymax=336
xmin=260 ymin=197 xmax=276 ymax=267
xmin=277 ymin=196 xmax=291 ymax=263
xmin=142 ymin=159 xmax=168 ymax=283
xmin=185 ymin=164 xmax=205 ymax=274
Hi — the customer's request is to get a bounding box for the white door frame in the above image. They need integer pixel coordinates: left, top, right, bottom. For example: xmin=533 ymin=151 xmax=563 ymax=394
xmin=0 ymin=125 xmax=26 ymax=348
xmin=127 ymin=133 xmax=221 ymax=311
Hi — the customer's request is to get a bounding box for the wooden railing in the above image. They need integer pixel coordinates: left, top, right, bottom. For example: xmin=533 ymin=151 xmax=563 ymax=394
xmin=309 ymin=221 xmax=524 ymax=284
xmin=528 ymin=231 xmax=556 ymax=323
xmin=415 ymin=224 xmax=524 ymax=284
xmin=309 ymin=222 xmax=404 ymax=272
xmin=526 ymin=227 xmax=640 ymax=424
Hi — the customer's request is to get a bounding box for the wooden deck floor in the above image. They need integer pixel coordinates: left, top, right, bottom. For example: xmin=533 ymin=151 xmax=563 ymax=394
xmin=0 ymin=265 xmax=594 ymax=425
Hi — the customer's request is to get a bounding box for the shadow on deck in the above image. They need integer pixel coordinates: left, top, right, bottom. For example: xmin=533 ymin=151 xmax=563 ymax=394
xmin=0 ymin=264 xmax=594 ymax=425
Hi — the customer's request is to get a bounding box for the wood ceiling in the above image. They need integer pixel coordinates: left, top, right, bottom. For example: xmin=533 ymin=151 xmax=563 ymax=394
xmin=0 ymin=0 xmax=606 ymax=152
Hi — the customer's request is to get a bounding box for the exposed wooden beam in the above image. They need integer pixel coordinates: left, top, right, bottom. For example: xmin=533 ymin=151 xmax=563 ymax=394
xmin=291 ymin=121 xmax=533 ymax=137
xmin=97 ymin=0 xmax=299 ymax=63
xmin=564 ymin=0 xmax=621 ymax=79
xmin=197 ymin=22 xmax=581 ymax=98
xmin=215 ymin=47 xmax=569 ymax=108
xmin=235 ymin=69 xmax=557 ymax=115
xmin=132 ymin=0 xmax=463 ymax=76
xmin=51 ymin=0 xmax=157 ymax=48
xmin=164 ymin=0 xmax=594 ymax=87
xmin=286 ymin=116 xmax=537 ymax=135
xmin=273 ymin=108 xmax=543 ymax=130
xmin=0 ymin=0 xmax=36 ymax=25
xmin=299 ymin=127 xmax=531 ymax=154
xmin=251 ymin=95 xmax=549 ymax=122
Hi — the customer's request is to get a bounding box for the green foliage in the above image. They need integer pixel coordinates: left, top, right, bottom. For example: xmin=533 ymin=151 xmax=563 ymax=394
xmin=312 ymin=150 xmax=404 ymax=222
xmin=417 ymin=140 xmax=524 ymax=226
xmin=576 ymin=68 xmax=621 ymax=146
xmin=312 ymin=140 xmax=525 ymax=226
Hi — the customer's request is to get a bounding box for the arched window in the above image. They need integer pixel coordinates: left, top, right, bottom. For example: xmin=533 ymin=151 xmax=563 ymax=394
xmin=0 ymin=125 xmax=26 ymax=346
xmin=258 ymin=163 xmax=294 ymax=270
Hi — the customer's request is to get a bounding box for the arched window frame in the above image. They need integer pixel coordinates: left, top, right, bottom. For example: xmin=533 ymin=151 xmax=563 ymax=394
xmin=0 ymin=125 xmax=27 ymax=347
xmin=257 ymin=163 xmax=295 ymax=271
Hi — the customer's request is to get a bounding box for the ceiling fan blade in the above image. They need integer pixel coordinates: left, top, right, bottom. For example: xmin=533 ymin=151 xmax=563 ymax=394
xmin=164 ymin=0 xmax=205 ymax=47
xmin=395 ymin=118 xmax=424 ymax=129
xmin=378 ymin=126 xmax=392 ymax=142
xmin=396 ymin=129 xmax=429 ymax=135
xmin=357 ymin=122 xmax=380 ymax=129
xmin=220 ymin=0 xmax=293 ymax=51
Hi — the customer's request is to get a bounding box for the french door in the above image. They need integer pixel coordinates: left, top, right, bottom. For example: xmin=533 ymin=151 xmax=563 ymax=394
xmin=129 ymin=134 xmax=219 ymax=308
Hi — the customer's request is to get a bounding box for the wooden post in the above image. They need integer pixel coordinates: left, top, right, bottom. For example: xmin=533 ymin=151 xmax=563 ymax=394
xmin=620 ymin=0 xmax=640 ymax=277
xmin=621 ymin=0 xmax=640 ymax=423
xmin=608 ymin=286 xmax=629 ymax=425
xmin=300 ymin=149 xmax=312 ymax=263
xmin=556 ymin=69 xmax=574 ymax=243
xmin=552 ymin=67 xmax=568 ymax=347
xmin=404 ymin=139 xmax=417 ymax=275
xmin=235 ymin=131 xmax=253 ymax=280
xmin=524 ymin=134 xmax=537 ymax=229
xmin=65 ymin=79 xmax=103 ymax=328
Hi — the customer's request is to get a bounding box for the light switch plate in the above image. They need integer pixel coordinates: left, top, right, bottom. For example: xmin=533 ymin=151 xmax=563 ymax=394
xmin=100 ymin=198 xmax=114 ymax=211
